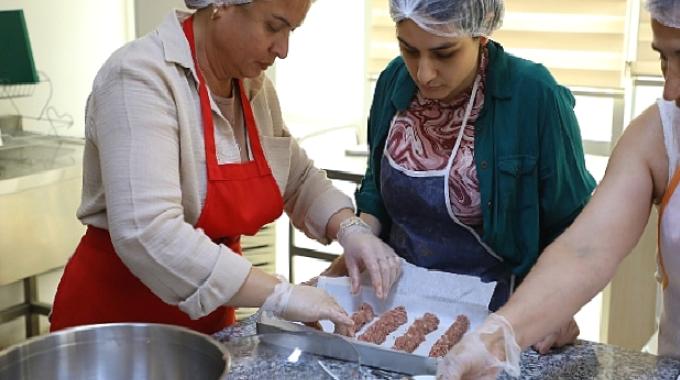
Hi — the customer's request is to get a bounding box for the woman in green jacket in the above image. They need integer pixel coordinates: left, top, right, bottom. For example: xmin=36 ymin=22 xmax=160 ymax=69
xmin=339 ymin=0 xmax=595 ymax=352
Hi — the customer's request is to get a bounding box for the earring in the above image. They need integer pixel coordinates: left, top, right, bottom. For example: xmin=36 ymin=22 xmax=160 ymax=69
xmin=211 ymin=5 xmax=220 ymax=20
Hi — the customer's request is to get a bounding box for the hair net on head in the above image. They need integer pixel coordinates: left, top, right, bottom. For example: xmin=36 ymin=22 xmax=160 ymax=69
xmin=184 ymin=0 xmax=252 ymax=10
xmin=389 ymin=0 xmax=504 ymax=38
xmin=647 ymin=0 xmax=680 ymax=29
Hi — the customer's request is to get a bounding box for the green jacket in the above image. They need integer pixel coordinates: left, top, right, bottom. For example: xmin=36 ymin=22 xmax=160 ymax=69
xmin=356 ymin=41 xmax=596 ymax=277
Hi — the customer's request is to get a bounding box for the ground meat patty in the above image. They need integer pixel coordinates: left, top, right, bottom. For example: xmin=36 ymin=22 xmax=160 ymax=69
xmin=392 ymin=312 xmax=440 ymax=353
xmin=428 ymin=314 xmax=470 ymax=357
xmin=334 ymin=302 xmax=375 ymax=337
xmin=358 ymin=306 xmax=408 ymax=345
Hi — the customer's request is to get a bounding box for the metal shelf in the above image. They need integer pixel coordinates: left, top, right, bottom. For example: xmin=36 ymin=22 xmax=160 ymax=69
xmin=0 ymin=277 xmax=51 ymax=339
xmin=288 ymin=169 xmax=363 ymax=283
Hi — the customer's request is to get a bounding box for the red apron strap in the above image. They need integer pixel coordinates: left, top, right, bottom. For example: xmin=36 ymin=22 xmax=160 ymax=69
xmin=182 ymin=16 xmax=221 ymax=179
xmin=236 ymin=79 xmax=271 ymax=175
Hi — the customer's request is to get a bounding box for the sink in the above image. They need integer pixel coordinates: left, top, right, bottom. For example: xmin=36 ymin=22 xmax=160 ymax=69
xmin=0 ymin=133 xmax=85 ymax=286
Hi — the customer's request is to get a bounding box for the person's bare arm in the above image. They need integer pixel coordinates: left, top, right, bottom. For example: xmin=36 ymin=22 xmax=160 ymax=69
xmin=435 ymin=105 xmax=669 ymax=380
xmin=499 ymin=105 xmax=668 ymax=348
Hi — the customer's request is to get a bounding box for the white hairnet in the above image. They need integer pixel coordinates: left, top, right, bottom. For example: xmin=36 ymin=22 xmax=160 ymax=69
xmin=389 ymin=0 xmax=504 ymax=38
xmin=647 ymin=0 xmax=680 ymax=29
xmin=184 ymin=0 xmax=251 ymax=9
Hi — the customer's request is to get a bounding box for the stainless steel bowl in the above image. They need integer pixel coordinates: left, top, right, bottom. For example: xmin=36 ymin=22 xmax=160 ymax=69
xmin=0 ymin=323 xmax=229 ymax=380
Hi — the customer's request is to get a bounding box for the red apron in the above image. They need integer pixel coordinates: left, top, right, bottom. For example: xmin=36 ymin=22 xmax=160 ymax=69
xmin=49 ymin=15 xmax=284 ymax=335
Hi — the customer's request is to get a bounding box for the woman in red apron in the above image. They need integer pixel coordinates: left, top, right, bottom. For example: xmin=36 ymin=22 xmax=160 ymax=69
xmin=50 ymin=0 xmax=355 ymax=334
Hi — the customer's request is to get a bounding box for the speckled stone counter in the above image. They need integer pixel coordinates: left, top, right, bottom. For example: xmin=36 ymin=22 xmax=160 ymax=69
xmin=214 ymin=315 xmax=680 ymax=379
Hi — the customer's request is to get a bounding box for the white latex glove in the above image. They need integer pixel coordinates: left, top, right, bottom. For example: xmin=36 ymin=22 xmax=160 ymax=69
xmin=532 ymin=317 xmax=580 ymax=354
xmin=337 ymin=217 xmax=402 ymax=299
xmin=437 ymin=314 xmax=521 ymax=380
xmin=261 ymin=280 xmax=353 ymax=327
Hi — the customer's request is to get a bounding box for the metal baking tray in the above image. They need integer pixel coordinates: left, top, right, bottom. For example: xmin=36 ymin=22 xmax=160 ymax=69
xmin=256 ymin=313 xmax=437 ymax=376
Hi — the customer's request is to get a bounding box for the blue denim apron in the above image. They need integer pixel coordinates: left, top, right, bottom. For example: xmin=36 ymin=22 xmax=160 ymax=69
xmin=380 ymin=77 xmax=513 ymax=311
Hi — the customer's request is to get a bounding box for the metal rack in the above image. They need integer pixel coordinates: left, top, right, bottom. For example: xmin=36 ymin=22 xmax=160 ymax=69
xmin=0 ymin=76 xmax=74 ymax=144
xmin=0 ymin=278 xmax=51 ymax=338
xmin=0 ymin=83 xmax=37 ymax=100
xmin=288 ymin=169 xmax=364 ymax=283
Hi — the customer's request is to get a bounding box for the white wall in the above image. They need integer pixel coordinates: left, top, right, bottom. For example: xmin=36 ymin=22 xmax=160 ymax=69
xmin=135 ymin=0 xmax=186 ymax=37
xmin=134 ymin=0 xmax=369 ymax=141
xmin=0 ymin=0 xmax=133 ymax=138
xmin=274 ymin=0 xmax=367 ymax=140
xmin=271 ymin=0 xmax=368 ymax=278
xmin=0 ymin=0 xmax=132 ymax=348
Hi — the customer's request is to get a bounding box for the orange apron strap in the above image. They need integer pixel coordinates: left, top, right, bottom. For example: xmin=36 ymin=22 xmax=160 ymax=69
xmin=661 ymin=166 xmax=680 ymax=209
xmin=657 ymin=166 xmax=680 ymax=289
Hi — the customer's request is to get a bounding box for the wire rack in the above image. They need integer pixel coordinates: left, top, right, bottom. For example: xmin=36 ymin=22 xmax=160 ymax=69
xmin=0 ymin=72 xmax=74 ymax=135
xmin=0 ymin=82 xmax=37 ymax=99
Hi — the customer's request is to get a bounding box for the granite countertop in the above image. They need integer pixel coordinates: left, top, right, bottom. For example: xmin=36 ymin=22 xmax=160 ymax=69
xmin=213 ymin=314 xmax=680 ymax=380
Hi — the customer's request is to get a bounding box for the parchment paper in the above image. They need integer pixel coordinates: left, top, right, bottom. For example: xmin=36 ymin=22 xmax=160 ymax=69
xmin=317 ymin=260 xmax=496 ymax=357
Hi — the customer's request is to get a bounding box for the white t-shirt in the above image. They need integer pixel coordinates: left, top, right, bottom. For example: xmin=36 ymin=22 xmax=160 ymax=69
xmin=657 ymin=99 xmax=680 ymax=358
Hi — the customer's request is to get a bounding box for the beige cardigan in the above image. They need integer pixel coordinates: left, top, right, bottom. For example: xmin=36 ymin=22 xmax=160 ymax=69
xmin=77 ymin=10 xmax=353 ymax=319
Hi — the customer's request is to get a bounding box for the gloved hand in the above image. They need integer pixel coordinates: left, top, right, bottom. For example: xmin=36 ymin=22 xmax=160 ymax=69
xmin=336 ymin=217 xmax=402 ymax=299
xmin=532 ymin=317 xmax=579 ymax=354
xmin=261 ymin=280 xmax=353 ymax=328
xmin=437 ymin=314 xmax=521 ymax=380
